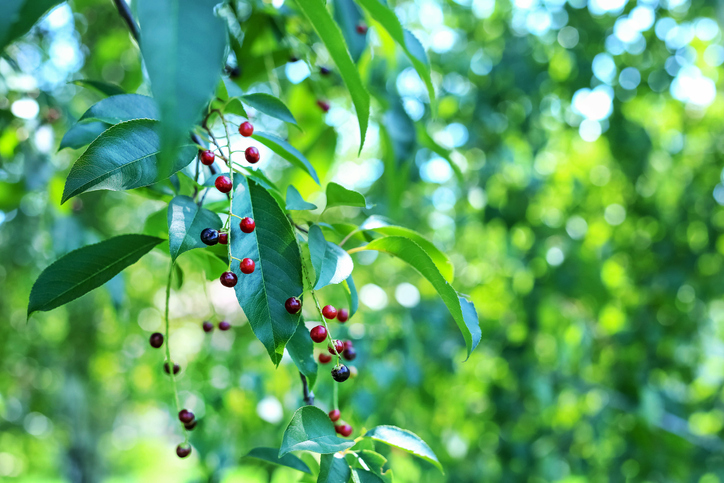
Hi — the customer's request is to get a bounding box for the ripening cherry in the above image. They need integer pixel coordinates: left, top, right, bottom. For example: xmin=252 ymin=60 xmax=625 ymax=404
xmin=202 ymin=321 xmax=214 ymax=333
xmin=329 ymin=409 xmax=341 ymax=422
xmin=342 ymin=347 xmax=357 ymax=361
xmin=356 ymin=23 xmax=368 ymax=34
xmin=317 ymin=100 xmax=330 ymax=112
xmin=319 ymin=353 xmax=332 ymax=364
xmin=218 ymin=232 xmax=228 ymax=245
xmin=239 ymin=217 xmax=255 ymax=233
xmin=220 ymin=271 xmax=238 ymax=287
xmin=245 ymin=146 xmax=260 ymax=164
xmin=285 ymin=297 xmax=302 ymax=314
xmin=328 ymin=339 xmax=344 ymax=355
xmin=343 ymin=340 xmax=353 ymax=351
xmin=322 ymin=305 xmax=337 ymax=319
xmin=239 ymin=121 xmax=254 ymax=137
xmin=200 ymin=150 xmax=215 ymax=165
xmin=310 ymin=325 xmax=328 ymax=343
xmin=164 ymin=362 xmax=180 ymax=375
xmin=240 ymin=258 xmax=255 ymax=274
xmin=149 ymin=332 xmax=164 ymax=348
xmin=178 ymin=410 xmax=195 ymax=424
xmin=219 ymin=321 xmax=231 ymax=331
xmin=336 ymin=423 xmax=353 ymax=437
xmin=331 ymin=364 xmax=350 ymax=382
xmin=200 ymin=228 xmax=220 ymax=246
xmin=336 ymin=308 xmax=349 ymax=323
xmin=176 ymin=444 xmax=192 ymax=458
xmin=215 ymin=175 xmax=232 ymax=193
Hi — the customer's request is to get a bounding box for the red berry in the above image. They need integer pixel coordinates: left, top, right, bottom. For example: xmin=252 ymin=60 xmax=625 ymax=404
xmin=218 ymin=233 xmax=228 ymax=244
xmin=322 ymin=305 xmax=337 ymax=319
xmin=319 ymin=353 xmax=332 ymax=364
xmin=240 ymin=258 xmax=255 ymax=274
xmin=215 ymin=175 xmax=232 ymax=193
xmin=179 ymin=410 xmax=195 ymax=424
xmin=202 ymin=321 xmax=214 ymax=332
xmin=336 ymin=424 xmax=353 ymax=437
xmin=239 ymin=121 xmax=254 ymax=137
xmin=245 ymin=146 xmax=260 ymax=164
xmin=176 ymin=444 xmax=192 ymax=458
xmin=164 ymin=362 xmax=180 ymax=375
xmin=329 ymin=409 xmax=341 ymax=422
xmin=310 ymin=325 xmax=328 ymax=343
xmin=328 ymin=339 xmax=344 ymax=355
xmin=317 ymin=100 xmax=330 ymax=112
xmin=219 ymin=321 xmax=231 ymax=331
xmin=220 ymin=271 xmax=238 ymax=287
xmin=343 ymin=340 xmax=353 ymax=350
xmin=356 ymin=24 xmax=368 ymax=34
xmin=240 ymin=217 xmax=255 ymax=233
xmin=285 ymin=297 xmax=302 ymax=314
xmin=149 ymin=332 xmax=164 ymax=348
xmin=200 ymin=150 xmax=215 ymax=165
xmin=336 ymin=308 xmax=349 ymax=323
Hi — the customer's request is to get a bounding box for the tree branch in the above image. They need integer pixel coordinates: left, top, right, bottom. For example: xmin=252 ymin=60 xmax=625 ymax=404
xmin=300 ymin=373 xmax=314 ymax=406
xmin=113 ymin=0 xmax=140 ymax=42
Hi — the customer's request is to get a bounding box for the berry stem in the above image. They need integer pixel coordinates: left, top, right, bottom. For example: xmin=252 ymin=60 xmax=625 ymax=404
xmin=333 ymin=377 xmax=339 ymax=410
xmin=338 ymin=228 xmax=361 ymax=248
xmin=346 ymin=246 xmax=366 ymax=255
xmin=300 ymin=373 xmax=314 ymax=406
xmin=164 ymin=261 xmax=187 ymax=442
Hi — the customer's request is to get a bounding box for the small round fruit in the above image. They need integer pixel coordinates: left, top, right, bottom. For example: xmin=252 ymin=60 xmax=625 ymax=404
xmin=342 ymin=347 xmax=357 ymax=361
xmin=343 ymin=340 xmax=353 ymax=350
xmin=310 ymin=325 xmax=328 ymax=343
xmin=320 ymin=66 xmax=331 ymax=75
xmin=328 ymin=339 xmax=344 ymax=355
xmin=285 ymin=297 xmax=302 ymax=314
xmin=176 ymin=444 xmax=192 ymax=458
xmin=179 ymin=409 xmax=195 ymax=424
xmin=240 ymin=258 xmax=255 ymax=274
xmin=202 ymin=321 xmax=214 ymax=333
xmin=240 ymin=217 xmax=255 ymax=233
xmin=239 ymin=121 xmax=254 ymax=137
xmin=349 ymin=366 xmax=358 ymax=379
xmin=337 ymin=423 xmax=353 ymax=437
xmin=218 ymin=233 xmax=228 ymax=245
xmin=200 ymin=150 xmax=215 ymax=165
xmin=322 ymin=305 xmax=337 ymax=319
xmin=319 ymin=353 xmax=332 ymax=364
xmin=219 ymin=321 xmax=231 ymax=331
xmin=245 ymin=146 xmax=260 ymax=164
xmin=331 ymin=364 xmax=350 ymax=382
xmin=356 ymin=23 xmax=368 ymax=34
xmin=184 ymin=420 xmax=197 ymax=431
xmin=336 ymin=308 xmax=349 ymax=323
xmin=200 ymin=228 xmax=220 ymax=246
xmin=317 ymin=100 xmax=330 ymax=112
xmin=164 ymin=362 xmax=180 ymax=375
xmin=329 ymin=409 xmax=341 ymax=422
xmin=149 ymin=332 xmax=164 ymax=348
xmin=220 ymin=271 xmax=238 ymax=287
xmin=289 ymin=56 xmax=299 ymax=62
xmin=215 ymin=175 xmax=232 ymax=193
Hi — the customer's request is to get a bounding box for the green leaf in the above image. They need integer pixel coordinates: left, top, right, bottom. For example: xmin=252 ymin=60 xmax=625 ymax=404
xmin=279 ymin=406 xmax=355 ymax=457
xmin=354 ymin=0 xmax=435 ymax=104
xmin=137 ymin=0 xmax=227 ymax=176
xmin=308 ymin=225 xmax=354 ymax=290
xmin=59 ymin=121 xmax=109 ymax=151
xmin=358 ymin=450 xmax=387 ymax=473
xmin=241 ymin=93 xmax=299 ymax=128
xmin=71 ymin=79 xmax=126 ymax=97
xmin=286 ymin=185 xmax=318 ymax=211
xmin=333 ymin=0 xmax=367 ymax=63
xmin=364 ymin=425 xmax=442 ymax=473
xmin=286 ymin=319 xmax=318 ymax=390
xmin=355 ymin=237 xmax=481 ymax=359
xmin=61 ymin=119 xmax=196 ymax=203
xmin=318 ymin=454 xmax=351 ymax=483
xmin=224 ymin=97 xmax=249 ymax=118
xmin=28 ymin=235 xmax=163 ymax=316
xmin=0 ymin=0 xmax=62 ymax=52
xmin=325 ymin=182 xmax=367 ymax=210
xmin=342 ymin=276 xmax=359 ymax=318
xmin=351 ymin=469 xmax=385 ymax=483
xmin=230 ymin=176 xmax=304 ymax=365
xmin=295 ymin=0 xmax=370 ymax=153
xmin=167 ymin=195 xmax=222 ymax=262
xmin=79 ymin=94 xmax=159 ymax=124
xmin=252 ymin=132 xmax=320 ymax=185
xmin=245 ymin=447 xmax=312 ymax=474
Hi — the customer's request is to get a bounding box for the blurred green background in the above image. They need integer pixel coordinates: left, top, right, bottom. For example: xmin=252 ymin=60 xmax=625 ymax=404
xmin=3 ymin=0 xmax=724 ymax=481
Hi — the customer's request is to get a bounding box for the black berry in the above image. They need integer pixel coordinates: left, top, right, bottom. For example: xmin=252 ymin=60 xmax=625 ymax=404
xmin=164 ymin=362 xmax=180 ymax=374
xmin=220 ymin=271 xmax=237 ymax=287
xmin=320 ymin=66 xmax=331 ymax=75
xmin=331 ymin=364 xmax=350 ymax=382
xmin=200 ymin=228 xmax=219 ymax=246
xmin=317 ymin=100 xmax=330 ymax=112
xmin=184 ymin=420 xmax=197 ymax=430
xmin=342 ymin=347 xmax=356 ymax=361
xmin=219 ymin=321 xmax=231 ymax=331
xmin=149 ymin=332 xmax=164 ymax=348
xmin=179 ymin=409 xmax=195 ymax=424
xmin=176 ymin=444 xmax=192 ymax=458
xmin=285 ymin=297 xmax=302 ymax=314
xmin=202 ymin=321 xmax=214 ymax=332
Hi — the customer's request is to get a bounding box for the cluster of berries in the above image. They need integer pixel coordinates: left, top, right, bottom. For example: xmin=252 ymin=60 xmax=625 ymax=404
xmin=328 ymin=409 xmax=353 ymax=437
xmin=174 ymin=409 xmax=198 ymax=458
xmin=198 ymin=121 xmax=260 ymax=172
xmin=199 ymin=216 xmax=256 ymax=288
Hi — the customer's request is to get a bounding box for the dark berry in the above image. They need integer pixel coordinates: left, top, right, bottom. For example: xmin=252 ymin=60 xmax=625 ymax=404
xmin=343 ymin=340 xmax=353 ymax=350
xmin=184 ymin=419 xmax=197 ymax=430
xmin=319 ymin=353 xmax=332 ymax=364
xmin=240 ymin=258 xmax=255 ymax=274
xmin=200 ymin=228 xmax=220 ymax=246
xmin=356 ymin=24 xmax=368 ymax=34
xmin=219 ymin=321 xmax=231 ymax=331
xmin=179 ymin=410 xmax=195 ymax=424
xmin=202 ymin=321 xmax=214 ymax=333
xmin=240 ymin=217 xmax=255 ymax=233
xmin=317 ymin=100 xmax=330 ymax=112
xmin=245 ymin=146 xmax=260 ymax=164
xmin=218 ymin=233 xmax=228 ymax=245
xmin=164 ymin=362 xmax=180 ymax=375
xmin=331 ymin=364 xmax=350 ymax=382
xmin=337 ymin=423 xmax=353 ymax=437
xmin=149 ymin=332 xmax=164 ymax=348
xmin=239 ymin=121 xmax=254 ymax=137
xmin=215 ymin=175 xmax=232 ymax=193
xmin=228 ymin=65 xmax=241 ymax=78
xmin=328 ymin=339 xmax=344 ymax=355
xmin=310 ymin=325 xmax=328 ymax=343
xmin=200 ymin=150 xmax=215 ymax=165
xmin=342 ymin=347 xmax=356 ymax=361
xmin=290 ymin=56 xmax=299 ymax=62
xmin=220 ymin=271 xmax=238 ymax=287
xmin=322 ymin=305 xmax=337 ymax=319
xmin=320 ymin=66 xmax=331 ymax=75
xmin=336 ymin=308 xmax=349 ymax=323
xmin=176 ymin=444 xmax=192 ymax=458
xmin=285 ymin=297 xmax=302 ymax=314
xmin=329 ymin=409 xmax=341 ymax=422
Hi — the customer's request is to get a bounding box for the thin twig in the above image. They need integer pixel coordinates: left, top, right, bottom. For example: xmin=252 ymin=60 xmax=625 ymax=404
xmin=300 ymin=373 xmax=314 ymax=406
xmin=113 ymin=0 xmax=140 ymax=41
